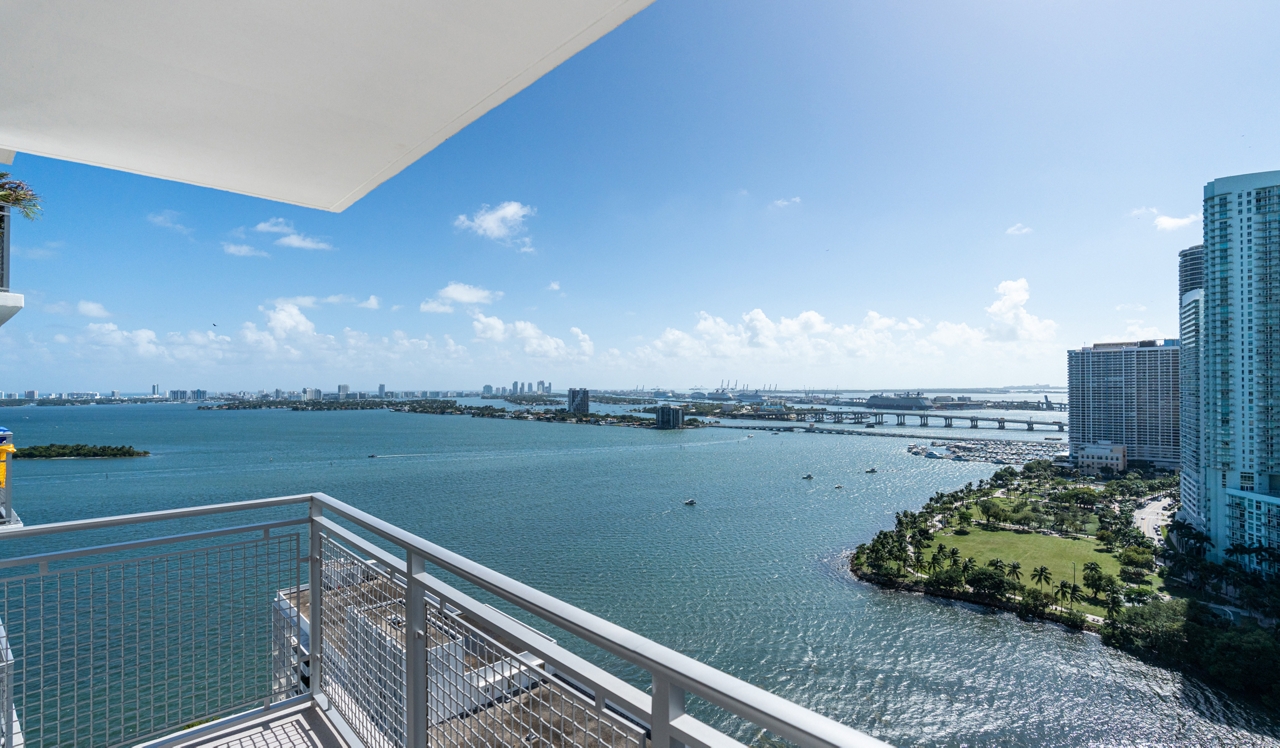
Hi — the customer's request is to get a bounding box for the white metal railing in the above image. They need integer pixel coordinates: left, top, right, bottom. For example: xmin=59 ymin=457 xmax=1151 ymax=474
xmin=0 ymin=494 xmax=887 ymax=748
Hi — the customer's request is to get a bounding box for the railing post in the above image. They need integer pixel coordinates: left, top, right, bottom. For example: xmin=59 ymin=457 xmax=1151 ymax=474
xmin=308 ymin=500 xmax=325 ymax=705
xmin=650 ymin=675 xmax=686 ymax=748
xmin=406 ymin=552 xmax=428 ymax=748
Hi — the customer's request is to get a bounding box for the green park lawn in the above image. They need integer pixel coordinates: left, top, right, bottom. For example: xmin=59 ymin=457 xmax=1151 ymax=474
xmin=938 ymin=525 xmax=1141 ymax=617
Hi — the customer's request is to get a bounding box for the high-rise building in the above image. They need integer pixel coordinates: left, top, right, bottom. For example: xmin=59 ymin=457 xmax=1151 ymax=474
xmin=337 ymin=384 xmax=350 ymax=400
xmin=151 ymin=384 xmax=160 ymax=397
xmin=482 ymin=385 xmax=493 ymax=396
xmin=567 ymin=388 xmax=589 ymax=415
xmin=1194 ymin=171 xmax=1280 ymax=568
xmin=23 ymin=390 xmax=36 ymax=400
xmin=378 ymin=384 xmax=386 ymax=398
xmin=654 ymin=405 xmax=684 ymax=429
xmin=546 ymin=381 xmax=551 ymax=394
xmin=1068 ymin=339 xmax=1180 ymax=469
xmin=1180 ymin=245 xmax=1206 ymax=530
xmin=1180 ymin=244 xmax=1205 ymax=299
xmin=512 ymin=380 xmax=519 ymax=395
xmin=537 ymin=380 xmax=545 ymax=394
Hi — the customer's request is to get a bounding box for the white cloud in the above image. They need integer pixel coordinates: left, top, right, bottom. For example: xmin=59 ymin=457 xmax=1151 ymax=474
xmin=547 ymin=281 xmax=560 ymax=291
xmin=420 ymin=300 xmax=454 ymax=313
xmin=322 ymin=294 xmax=355 ymax=304
xmin=77 ymin=300 xmax=111 ymax=318
xmin=357 ymin=295 xmax=380 ymax=310
xmin=223 ymin=242 xmax=269 ymax=257
xmin=147 ymin=210 xmax=192 ymax=235
xmin=1006 ymin=223 xmax=1033 ymax=235
xmin=255 ymin=217 xmax=334 ymax=249
xmin=455 ymin=202 xmax=535 ymax=251
xmin=275 ymin=233 xmax=333 ymax=250
xmin=1154 ymin=213 xmax=1201 ymax=231
xmin=422 ymin=282 xmax=501 ymax=313
xmin=468 ymin=312 xmax=591 ymax=361
xmin=1116 ymin=303 xmax=1147 ymax=312
xmin=471 ymin=312 xmax=507 ymax=341
xmin=1130 ymin=207 xmax=1201 ymax=231
xmin=772 ymin=197 xmax=801 ymax=208
xmin=84 ymin=322 xmax=163 ymax=357
xmin=43 ymin=301 xmax=71 ymax=315
xmin=985 ymin=279 xmax=1056 ymax=342
xmin=630 ymin=279 xmax=1058 ymax=384
xmin=255 ymin=218 xmax=294 ymax=234
xmin=571 ymin=327 xmax=594 ymax=357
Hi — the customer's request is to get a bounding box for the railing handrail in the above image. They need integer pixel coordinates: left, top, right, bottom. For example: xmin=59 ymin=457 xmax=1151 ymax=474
xmin=0 ymin=492 xmax=887 ymax=748
xmin=0 ymin=493 xmax=313 ymax=539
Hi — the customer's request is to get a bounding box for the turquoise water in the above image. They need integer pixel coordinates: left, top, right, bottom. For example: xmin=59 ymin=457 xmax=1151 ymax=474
xmin=5 ymin=404 xmax=1279 ymax=746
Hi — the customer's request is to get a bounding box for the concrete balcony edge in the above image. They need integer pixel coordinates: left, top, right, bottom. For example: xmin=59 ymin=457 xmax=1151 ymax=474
xmin=0 ymin=291 xmax=23 ymax=327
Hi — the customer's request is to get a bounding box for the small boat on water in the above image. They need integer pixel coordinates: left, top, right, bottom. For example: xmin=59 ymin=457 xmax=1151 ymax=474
xmin=802 ymin=473 xmax=814 ymax=480
xmin=865 ymin=468 xmax=877 ymax=474
xmin=683 ymin=499 xmax=697 ymax=506
xmin=368 ymin=454 xmax=377 ymax=458
xmin=834 ymin=484 xmax=844 ymax=489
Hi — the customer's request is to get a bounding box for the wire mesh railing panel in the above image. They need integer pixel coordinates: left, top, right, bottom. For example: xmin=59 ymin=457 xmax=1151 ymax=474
xmin=319 ymin=534 xmax=408 ymax=748
xmin=0 ymin=533 xmax=302 ymax=748
xmin=0 ymin=622 xmax=12 ymax=748
xmin=423 ymin=605 xmax=643 ymax=748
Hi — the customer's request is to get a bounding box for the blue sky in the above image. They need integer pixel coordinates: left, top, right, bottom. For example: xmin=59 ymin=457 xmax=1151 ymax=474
xmin=4 ymin=0 xmax=1276 ymax=393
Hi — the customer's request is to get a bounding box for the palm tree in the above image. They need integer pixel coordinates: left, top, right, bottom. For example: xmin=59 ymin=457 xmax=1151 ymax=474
xmin=0 ymin=172 xmax=41 ymax=219
xmin=949 ymin=547 xmax=961 ymax=567
xmin=1005 ymin=561 xmax=1022 ymax=583
xmin=960 ymin=557 xmax=976 ymax=578
xmin=1055 ymin=580 xmax=1073 ymax=608
xmin=1105 ymin=590 xmax=1125 ymax=620
xmin=1083 ymin=561 xmax=1101 ymax=576
xmin=1070 ymin=583 xmax=1085 ymax=609
xmin=987 ymin=558 xmax=1006 ymax=574
xmin=1030 ymin=565 xmax=1052 ymax=589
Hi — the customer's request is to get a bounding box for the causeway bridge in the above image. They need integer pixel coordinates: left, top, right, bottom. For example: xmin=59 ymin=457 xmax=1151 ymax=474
xmin=731 ymin=409 xmax=1067 ymax=431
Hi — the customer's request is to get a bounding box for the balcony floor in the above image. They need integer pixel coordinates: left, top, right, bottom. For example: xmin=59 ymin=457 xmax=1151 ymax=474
xmin=159 ymin=703 xmax=346 ymax=748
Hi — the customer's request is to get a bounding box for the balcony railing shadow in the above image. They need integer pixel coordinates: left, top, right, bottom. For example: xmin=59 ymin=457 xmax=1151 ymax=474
xmin=0 ymin=494 xmax=885 ymax=748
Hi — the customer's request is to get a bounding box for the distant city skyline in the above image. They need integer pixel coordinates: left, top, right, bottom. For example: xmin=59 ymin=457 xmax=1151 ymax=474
xmin=4 ymin=1 xmax=1278 ymax=390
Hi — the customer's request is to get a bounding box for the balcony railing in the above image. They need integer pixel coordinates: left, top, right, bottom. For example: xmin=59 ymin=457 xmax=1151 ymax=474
xmin=0 ymin=493 xmax=884 ymax=748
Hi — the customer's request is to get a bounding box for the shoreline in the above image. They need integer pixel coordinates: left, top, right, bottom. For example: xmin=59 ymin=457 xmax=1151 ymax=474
xmin=850 ymin=563 xmax=1099 ymax=632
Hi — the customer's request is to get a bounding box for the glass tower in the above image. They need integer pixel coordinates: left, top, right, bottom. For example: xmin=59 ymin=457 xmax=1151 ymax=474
xmin=1199 ymin=171 xmax=1280 ymax=569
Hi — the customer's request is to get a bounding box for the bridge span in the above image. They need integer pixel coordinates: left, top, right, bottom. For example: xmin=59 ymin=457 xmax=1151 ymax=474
xmin=733 ymin=408 xmax=1068 ymax=431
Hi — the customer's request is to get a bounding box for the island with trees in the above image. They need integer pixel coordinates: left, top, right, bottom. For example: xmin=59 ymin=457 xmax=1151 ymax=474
xmin=200 ymin=398 xmax=707 ymax=428
xmin=15 ymin=444 xmax=150 ymax=458
xmin=850 ymin=460 xmax=1280 ymax=708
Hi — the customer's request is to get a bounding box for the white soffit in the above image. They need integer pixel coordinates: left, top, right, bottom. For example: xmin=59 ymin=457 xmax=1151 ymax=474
xmin=0 ymin=1 xmax=654 ymax=212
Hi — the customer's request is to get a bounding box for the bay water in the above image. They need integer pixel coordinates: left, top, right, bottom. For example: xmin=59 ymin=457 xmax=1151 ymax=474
xmin=5 ymin=404 xmax=1278 ymax=746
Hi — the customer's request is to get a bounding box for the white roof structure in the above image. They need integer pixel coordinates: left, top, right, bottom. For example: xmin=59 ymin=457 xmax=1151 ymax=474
xmin=0 ymin=1 xmax=653 ymax=211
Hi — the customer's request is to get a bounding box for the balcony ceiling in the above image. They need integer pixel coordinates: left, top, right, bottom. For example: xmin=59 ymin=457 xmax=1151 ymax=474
xmin=0 ymin=1 xmax=653 ymax=211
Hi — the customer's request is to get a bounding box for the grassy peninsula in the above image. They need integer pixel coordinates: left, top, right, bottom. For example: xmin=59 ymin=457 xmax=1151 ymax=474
xmin=15 ymin=444 xmax=150 ymax=459
xmin=851 ymin=460 xmax=1280 ymax=708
